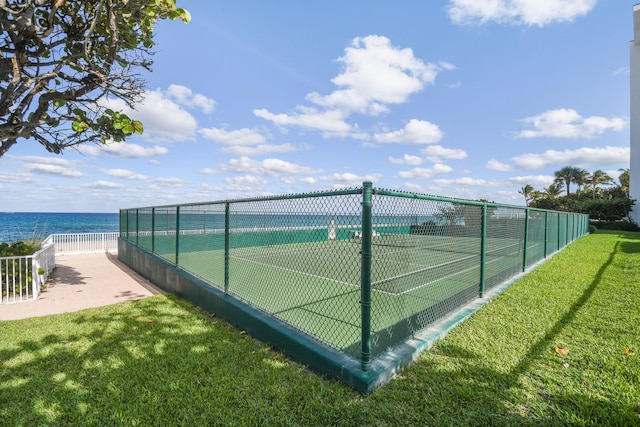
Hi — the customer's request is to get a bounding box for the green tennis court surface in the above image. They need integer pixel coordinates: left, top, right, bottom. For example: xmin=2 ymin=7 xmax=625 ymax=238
xmin=177 ymin=234 xmax=525 ymax=357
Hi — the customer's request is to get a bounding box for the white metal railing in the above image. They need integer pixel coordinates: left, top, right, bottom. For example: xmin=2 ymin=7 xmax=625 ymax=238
xmin=48 ymin=232 xmax=119 ymax=255
xmin=1 ymin=241 xmax=55 ymax=305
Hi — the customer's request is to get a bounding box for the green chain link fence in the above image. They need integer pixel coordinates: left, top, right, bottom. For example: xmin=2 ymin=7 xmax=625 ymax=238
xmin=120 ymin=182 xmax=589 ymax=371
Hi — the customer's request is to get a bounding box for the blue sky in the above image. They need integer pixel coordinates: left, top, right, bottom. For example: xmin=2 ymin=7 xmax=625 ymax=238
xmin=0 ymin=0 xmax=634 ymax=212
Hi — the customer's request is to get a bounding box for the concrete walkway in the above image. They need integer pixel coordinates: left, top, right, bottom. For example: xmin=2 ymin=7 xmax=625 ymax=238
xmin=0 ymin=252 xmax=164 ymax=321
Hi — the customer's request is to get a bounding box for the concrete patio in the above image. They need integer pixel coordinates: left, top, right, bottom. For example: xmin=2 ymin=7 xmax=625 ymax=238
xmin=0 ymin=252 xmax=164 ymax=321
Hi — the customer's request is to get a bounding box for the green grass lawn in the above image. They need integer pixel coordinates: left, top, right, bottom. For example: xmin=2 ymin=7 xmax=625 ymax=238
xmin=1 ymin=230 xmax=638 ymax=425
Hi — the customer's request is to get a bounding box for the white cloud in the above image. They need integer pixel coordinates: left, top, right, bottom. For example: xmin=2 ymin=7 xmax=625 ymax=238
xmin=389 ymin=154 xmax=423 ymax=165
xmin=611 ymin=67 xmax=629 ymax=77
xmin=397 ymin=163 xmax=453 ymax=179
xmin=14 ymin=156 xmax=84 ymax=178
xmin=199 ymin=127 xmax=298 ymax=155
xmin=102 ymin=88 xmax=199 ymax=142
xmin=516 ymin=108 xmax=627 ymax=139
xmin=433 ymin=177 xmax=495 ymax=186
xmin=374 ymin=119 xmax=443 ymax=144
xmin=496 ymin=146 xmax=629 ymax=170
xmin=447 ymin=0 xmax=597 ymax=27
xmin=307 ymin=35 xmax=439 ymax=114
xmin=102 ymin=168 xmax=148 ymax=181
xmin=421 ymin=145 xmax=467 ymax=161
xmin=155 ymin=177 xmax=186 ymax=187
xmin=26 ymin=163 xmax=83 ymax=177
xmin=254 ymin=107 xmax=353 ymax=137
xmin=486 ymin=158 xmax=513 ymax=171
xmin=200 ymin=177 xmax=272 ymax=197
xmin=166 ymin=84 xmax=216 ymax=114
xmin=82 ymin=180 xmax=125 ymax=190
xmin=433 ymin=174 xmax=555 ymax=189
xmin=222 ymin=175 xmax=269 ymax=192
xmin=200 ymin=128 xmax=266 ymax=146
xmin=299 ymin=177 xmax=318 ymax=185
xmin=255 ymin=35 xmax=451 ymax=138
xmin=506 ymin=175 xmax=555 ymax=187
xmin=438 ymin=61 xmax=457 ymax=71
xmin=319 ymin=172 xmax=383 ymax=188
xmin=222 ymin=156 xmax=323 ymax=176
xmin=224 ymin=144 xmax=297 ymax=156
xmin=0 ymin=170 xmax=37 ymax=184
xmin=79 ymin=142 xmax=168 ymax=158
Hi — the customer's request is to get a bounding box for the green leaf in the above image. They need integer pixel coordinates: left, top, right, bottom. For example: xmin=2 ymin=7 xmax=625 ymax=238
xmin=122 ymin=123 xmax=134 ymax=134
xmin=132 ymin=120 xmax=144 ymax=134
xmin=177 ymin=9 xmax=191 ymax=23
xmin=72 ymin=121 xmax=89 ymax=132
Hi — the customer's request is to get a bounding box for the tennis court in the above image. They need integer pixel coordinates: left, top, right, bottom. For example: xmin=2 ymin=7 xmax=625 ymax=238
xmin=120 ymin=183 xmax=590 ymax=392
xmin=176 ymin=232 xmax=525 ymax=357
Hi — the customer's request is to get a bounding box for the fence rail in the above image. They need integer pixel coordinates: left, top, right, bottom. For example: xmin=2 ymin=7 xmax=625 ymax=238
xmin=1 ymin=242 xmax=55 ymax=305
xmin=1 ymin=232 xmax=117 ymax=305
xmin=46 ymin=232 xmax=119 ymax=255
xmin=119 ymin=183 xmax=590 ymax=371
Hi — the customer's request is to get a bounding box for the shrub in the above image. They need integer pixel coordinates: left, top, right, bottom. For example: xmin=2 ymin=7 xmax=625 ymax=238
xmin=589 ymin=220 xmax=640 ymax=232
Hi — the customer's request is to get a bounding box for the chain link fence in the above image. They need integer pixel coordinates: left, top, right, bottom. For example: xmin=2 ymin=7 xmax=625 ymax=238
xmin=120 ymin=183 xmax=589 ymax=369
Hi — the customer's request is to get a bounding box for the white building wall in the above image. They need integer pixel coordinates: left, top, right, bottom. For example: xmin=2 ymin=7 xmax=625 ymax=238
xmin=630 ymin=4 xmax=640 ymax=223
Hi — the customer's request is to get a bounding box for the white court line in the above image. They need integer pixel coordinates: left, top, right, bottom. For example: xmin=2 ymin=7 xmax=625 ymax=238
xmin=372 ymin=252 xmax=478 ymax=287
xmin=230 ymin=254 xmax=401 ymax=297
xmin=230 ymin=255 xmax=359 ymax=290
xmin=233 ymin=243 xmax=353 ymax=261
xmin=390 ymin=254 xmax=518 ymax=296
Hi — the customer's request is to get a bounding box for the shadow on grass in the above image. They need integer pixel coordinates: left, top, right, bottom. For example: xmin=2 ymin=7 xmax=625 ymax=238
xmin=620 ymin=240 xmax=640 ymax=254
xmin=1 ymin=234 xmax=638 ymax=425
xmin=0 ymin=295 xmax=351 ymax=425
xmin=365 ymin=239 xmax=640 ymax=425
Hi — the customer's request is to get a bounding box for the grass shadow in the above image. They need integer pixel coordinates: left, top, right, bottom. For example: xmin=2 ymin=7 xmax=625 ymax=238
xmin=0 ymin=295 xmax=352 ymax=425
xmin=364 ymin=238 xmax=639 ymax=424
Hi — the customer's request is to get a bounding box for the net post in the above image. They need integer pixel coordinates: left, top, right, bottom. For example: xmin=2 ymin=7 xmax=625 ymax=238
xmin=522 ymin=208 xmax=530 ymax=272
xmin=175 ymin=206 xmax=180 ymax=266
xmin=360 ymin=181 xmax=373 ymax=372
xmin=479 ymin=204 xmax=487 ymax=298
xmin=224 ymin=202 xmax=230 ymax=294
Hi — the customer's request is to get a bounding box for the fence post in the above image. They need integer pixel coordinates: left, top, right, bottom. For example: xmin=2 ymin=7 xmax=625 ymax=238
xmin=224 ymin=202 xmax=230 ymax=294
xmin=135 ymin=209 xmax=139 ymax=247
xmin=479 ymin=204 xmax=487 ymax=298
xmin=544 ymin=211 xmax=549 ymax=258
xmin=360 ymin=181 xmax=373 ymax=372
xmin=31 ymin=257 xmax=37 ymax=300
xmin=151 ymin=207 xmax=156 ymax=254
xmin=522 ymin=208 xmax=529 ymax=271
xmin=175 ymin=206 xmax=180 ymax=266
xmin=557 ymin=214 xmax=561 ymax=250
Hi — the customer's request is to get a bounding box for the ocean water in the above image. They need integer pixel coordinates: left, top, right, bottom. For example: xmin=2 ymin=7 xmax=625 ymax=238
xmin=0 ymin=212 xmax=120 ymax=243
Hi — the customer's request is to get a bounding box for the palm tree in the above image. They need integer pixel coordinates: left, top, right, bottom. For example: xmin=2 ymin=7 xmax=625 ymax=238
xmin=518 ymin=184 xmax=535 ymax=206
xmin=543 ymin=183 xmax=562 ymax=199
xmin=587 ymin=169 xmax=613 ymax=199
xmin=554 ymin=166 xmax=588 ymax=197
xmin=619 ymin=168 xmax=630 ymax=197
xmin=576 ymin=169 xmax=590 ymax=197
